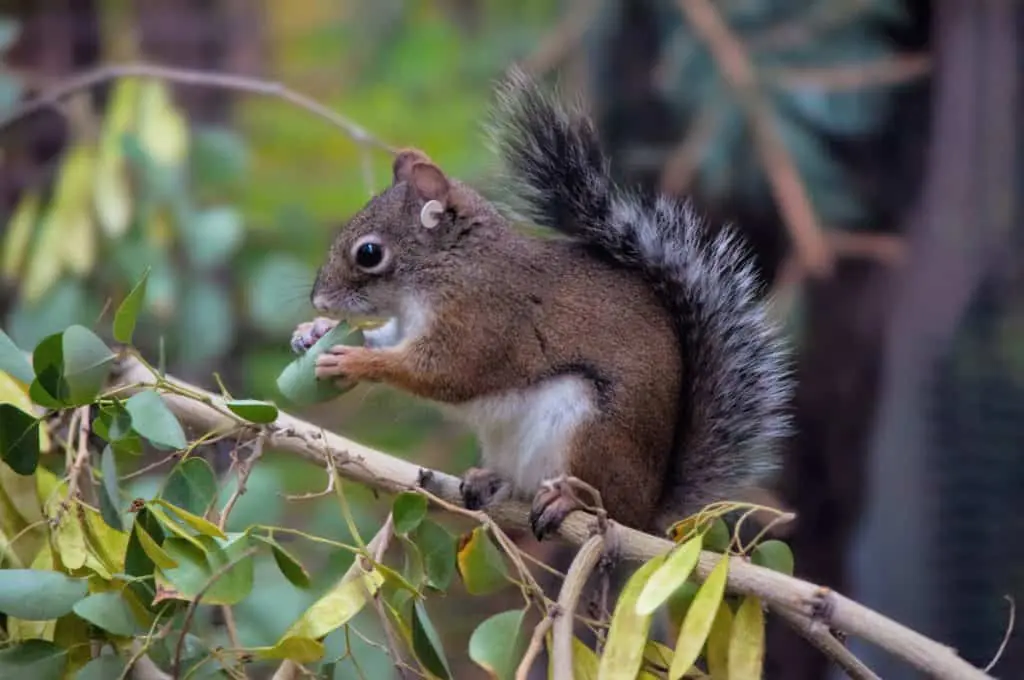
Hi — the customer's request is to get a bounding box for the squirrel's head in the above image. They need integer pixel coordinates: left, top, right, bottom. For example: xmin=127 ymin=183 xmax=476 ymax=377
xmin=311 ymin=148 xmax=495 ymax=326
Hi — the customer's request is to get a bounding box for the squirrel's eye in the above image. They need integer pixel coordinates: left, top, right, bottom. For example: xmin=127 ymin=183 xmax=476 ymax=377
xmin=352 ymin=238 xmax=388 ymax=273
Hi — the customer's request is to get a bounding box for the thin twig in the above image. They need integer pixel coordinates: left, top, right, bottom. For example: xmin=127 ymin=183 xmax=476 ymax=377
xmin=359 ymin=514 xmax=410 ymax=679
xmin=219 ymin=605 xmax=246 ymax=677
xmin=54 ymin=406 xmax=93 ymax=525
xmin=171 ymin=547 xmax=260 ymax=679
xmin=774 ymin=605 xmax=881 ymax=680
xmin=516 ymin=614 xmax=556 ymax=680
xmin=119 ymin=450 xmax=182 ymax=481
xmin=769 ymin=54 xmax=931 ymax=91
xmin=674 ymin=0 xmax=834 ymax=277
xmin=984 ymin=595 xmax=1016 ymax=673
xmin=552 ymin=534 xmax=606 ymax=679
xmin=0 ymin=62 xmax=395 ymax=154
xmin=111 ymin=357 xmax=994 ymax=680
xmin=218 ymin=436 xmax=265 ymax=531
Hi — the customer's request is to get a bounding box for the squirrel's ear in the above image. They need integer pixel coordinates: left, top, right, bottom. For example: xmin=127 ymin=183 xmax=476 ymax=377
xmin=408 ymin=162 xmax=450 ymax=204
xmin=392 ymin=148 xmax=434 ymax=185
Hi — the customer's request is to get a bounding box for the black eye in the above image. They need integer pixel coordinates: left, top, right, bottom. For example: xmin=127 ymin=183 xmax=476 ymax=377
xmin=352 ymin=238 xmax=388 ymax=272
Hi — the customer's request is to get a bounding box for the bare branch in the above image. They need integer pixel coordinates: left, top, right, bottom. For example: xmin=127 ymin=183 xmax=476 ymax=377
xmin=552 ymin=534 xmax=606 ymax=679
xmin=109 ymin=357 xmax=993 ymax=680
xmin=0 ymin=62 xmax=396 ymax=154
xmin=516 ymin=614 xmax=555 ymax=680
xmin=774 ymin=605 xmax=881 ymax=680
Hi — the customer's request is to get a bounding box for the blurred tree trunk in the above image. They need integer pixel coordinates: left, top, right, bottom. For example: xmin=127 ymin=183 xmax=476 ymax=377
xmin=849 ymin=1 xmax=1022 ymax=679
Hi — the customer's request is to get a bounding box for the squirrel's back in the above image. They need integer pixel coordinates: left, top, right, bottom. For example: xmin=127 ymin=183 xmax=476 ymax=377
xmin=489 ymin=68 xmax=793 ymax=522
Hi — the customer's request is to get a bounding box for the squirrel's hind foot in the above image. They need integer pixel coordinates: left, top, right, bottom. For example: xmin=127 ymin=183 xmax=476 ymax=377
xmin=460 ymin=467 xmax=512 ymax=511
xmin=529 ymin=478 xmax=587 ymax=540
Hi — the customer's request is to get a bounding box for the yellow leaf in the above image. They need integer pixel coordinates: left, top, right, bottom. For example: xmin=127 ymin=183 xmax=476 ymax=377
xmin=561 ymin=637 xmax=598 ymax=680
xmin=81 ymin=503 xmax=130 ymax=577
xmin=94 ymin=153 xmax=132 ymax=238
xmin=597 ymin=554 xmax=665 ymax=680
xmin=1 ymin=191 xmax=39 ymax=280
xmin=706 ymin=602 xmax=733 ymax=680
xmin=138 ymin=79 xmax=189 ymax=166
xmin=50 ymin=499 xmax=88 ymax=571
xmin=252 ymin=637 xmax=325 ymax=663
xmin=642 ymin=640 xmax=675 ymax=673
xmin=727 ymin=596 xmax=765 ymax=680
xmin=5 ymin=615 xmax=56 ymax=641
xmin=145 ymin=504 xmax=205 ymax=551
xmin=51 ymin=145 xmax=98 ymax=277
xmin=152 ymin=499 xmax=227 ymax=539
xmin=0 ymin=372 xmax=49 ymax=450
xmin=281 ymin=568 xmax=383 ymax=641
xmin=20 ymin=208 xmax=65 ymax=302
xmin=55 ymin=610 xmax=93 ymax=674
xmin=669 ymin=554 xmax=730 ymax=680
xmin=59 ymin=208 xmax=96 ymax=277
xmin=636 ymin=535 xmax=703 ymax=615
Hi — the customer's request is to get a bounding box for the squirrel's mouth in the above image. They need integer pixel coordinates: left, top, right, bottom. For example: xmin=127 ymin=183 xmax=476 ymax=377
xmin=361 ymin=317 xmax=402 ymax=349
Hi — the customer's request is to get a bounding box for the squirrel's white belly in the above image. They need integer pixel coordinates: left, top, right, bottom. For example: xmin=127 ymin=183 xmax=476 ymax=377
xmin=444 ymin=375 xmax=596 ymax=495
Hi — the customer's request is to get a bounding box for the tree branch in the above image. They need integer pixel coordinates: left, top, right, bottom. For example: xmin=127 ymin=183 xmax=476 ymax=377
xmin=674 ymin=0 xmax=834 ymax=277
xmin=0 ymin=62 xmax=396 ymax=154
xmin=552 ymin=534 xmax=606 ymax=679
xmin=109 ymin=357 xmax=992 ymax=680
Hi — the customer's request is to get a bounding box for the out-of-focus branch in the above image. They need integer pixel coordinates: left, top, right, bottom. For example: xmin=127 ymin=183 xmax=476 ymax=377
xmin=674 ymin=0 xmax=834 ymax=277
xmin=109 ymin=356 xmax=993 ymax=680
xmin=0 ymin=62 xmax=396 ymax=154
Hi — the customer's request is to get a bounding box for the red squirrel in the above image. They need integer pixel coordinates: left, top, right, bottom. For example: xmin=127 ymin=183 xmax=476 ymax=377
xmin=292 ymin=68 xmax=792 ymax=538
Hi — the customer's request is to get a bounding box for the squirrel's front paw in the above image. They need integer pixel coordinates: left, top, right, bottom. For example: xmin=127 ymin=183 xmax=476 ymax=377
xmin=291 ymin=317 xmax=339 ymax=354
xmin=460 ymin=467 xmax=511 ymax=510
xmin=314 ymin=345 xmax=388 ymax=382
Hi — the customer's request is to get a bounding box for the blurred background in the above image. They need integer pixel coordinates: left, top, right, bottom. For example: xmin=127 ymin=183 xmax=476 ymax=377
xmin=0 ymin=1 xmax=1020 ymax=679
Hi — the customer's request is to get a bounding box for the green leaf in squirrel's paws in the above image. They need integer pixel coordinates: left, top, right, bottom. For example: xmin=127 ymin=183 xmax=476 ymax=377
xmin=275 ymin=322 xmax=363 ymax=406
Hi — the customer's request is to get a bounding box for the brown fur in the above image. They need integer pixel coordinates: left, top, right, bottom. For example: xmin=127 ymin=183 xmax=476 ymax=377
xmin=309 ymin=150 xmax=682 ymax=533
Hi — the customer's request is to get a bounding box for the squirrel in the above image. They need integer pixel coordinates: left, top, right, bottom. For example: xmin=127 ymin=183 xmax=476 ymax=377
xmin=293 ymin=68 xmax=792 ymax=538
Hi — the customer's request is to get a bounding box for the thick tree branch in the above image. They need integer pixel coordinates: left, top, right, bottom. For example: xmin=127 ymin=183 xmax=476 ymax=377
xmin=552 ymin=534 xmax=606 ymax=678
xmin=109 ymin=357 xmax=992 ymax=680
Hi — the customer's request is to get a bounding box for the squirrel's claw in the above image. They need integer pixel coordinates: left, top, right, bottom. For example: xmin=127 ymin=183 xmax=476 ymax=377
xmin=529 ymin=478 xmax=584 ymax=541
xmin=291 ymin=317 xmax=339 ymax=354
xmin=460 ymin=467 xmax=511 ymax=510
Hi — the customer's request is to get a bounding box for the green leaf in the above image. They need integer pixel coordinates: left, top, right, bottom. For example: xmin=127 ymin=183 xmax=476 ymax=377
xmin=113 ymin=270 xmax=150 ymax=344
xmin=636 ymin=535 xmax=703 ymax=615
xmin=132 ymin=520 xmax=178 ymax=570
xmin=411 ymin=600 xmax=452 ymax=679
xmin=456 ymin=527 xmax=510 ymax=596
xmin=468 ymin=608 xmax=527 ymax=680
xmin=727 ymin=596 xmax=764 ymax=680
xmin=282 ymin=568 xmax=384 ymax=640
xmin=669 ymin=555 xmax=730 ymax=679
xmin=72 ymin=591 xmax=145 ymax=636
xmin=704 ymin=518 xmax=730 ymax=553
xmin=392 ymin=491 xmax=428 ymax=535
xmin=161 ymin=458 xmax=218 ymax=517
xmin=0 ymin=640 xmax=67 ymax=680
xmin=125 ymin=390 xmax=187 ymax=450
xmin=414 ymin=519 xmax=456 ymax=591
xmin=751 ymin=540 xmax=794 ymax=577
xmin=0 ymin=328 xmax=34 ymax=384
xmin=31 ymin=331 xmax=65 ymax=404
xmin=0 ymin=569 xmax=89 ymax=619
xmin=252 ymin=535 xmax=311 ymax=589
xmin=0 ymin=17 xmax=22 ymax=53
xmin=225 ymin=399 xmax=279 ymax=424
xmin=176 ymin=278 xmax=234 ymax=366
xmin=191 ymin=126 xmax=249 ymax=188
xmin=598 ymin=554 xmax=666 ymax=680
xmin=150 ymin=499 xmax=226 ymax=540
xmin=275 ymin=321 xmax=363 ymax=405
xmin=181 ymin=206 xmax=243 ymax=270
xmin=74 ymin=654 xmax=127 ymax=680
xmin=247 ymin=255 xmax=316 ymax=335
xmin=156 ymin=533 xmax=255 ymax=606
xmin=145 ymin=504 xmax=204 ymax=551
xmin=61 ymin=325 xmax=115 ymax=405
xmin=98 ymin=446 xmax=123 ymax=530
xmin=0 ymin=404 xmax=40 ymax=474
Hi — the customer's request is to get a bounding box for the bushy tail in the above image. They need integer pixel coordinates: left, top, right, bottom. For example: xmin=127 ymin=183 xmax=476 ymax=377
xmin=490 ymin=68 xmax=793 ymax=513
